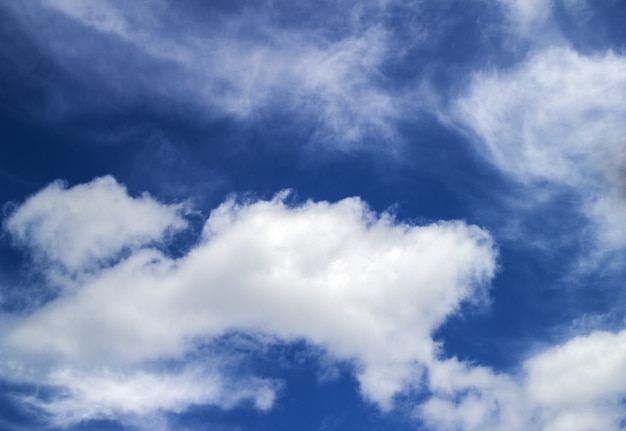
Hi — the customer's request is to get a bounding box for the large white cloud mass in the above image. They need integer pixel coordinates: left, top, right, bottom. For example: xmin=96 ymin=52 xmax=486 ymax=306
xmin=9 ymin=178 xmax=625 ymax=431
xmin=2 ymin=176 xmax=497 ymax=426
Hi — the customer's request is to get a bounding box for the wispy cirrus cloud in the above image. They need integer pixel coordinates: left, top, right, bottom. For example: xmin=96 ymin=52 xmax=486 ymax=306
xmin=453 ymin=46 xmax=626 ymax=264
xmin=5 ymin=0 xmax=428 ymax=149
xmin=21 ymin=366 xmax=276 ymax=429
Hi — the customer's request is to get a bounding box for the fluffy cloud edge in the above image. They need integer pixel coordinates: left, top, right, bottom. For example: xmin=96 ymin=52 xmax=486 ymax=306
xmin=2 ymin=176 xmax=498 ymax=426
xmin=424 ymin=328 xmax=626 ymax=431
xmin=4 ymin=175 xmax=189 ymax=274
xmin=452 ymin=45 xmax=626 ymax=264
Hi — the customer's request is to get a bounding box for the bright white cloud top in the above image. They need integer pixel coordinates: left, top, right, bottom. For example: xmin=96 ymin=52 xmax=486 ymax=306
xmin=5 ymin=173 xmax=625 ymax=431
xmin=420 ymin=329 xmax=626 ymax=431
xmin=3 ymin=176 xmax=496 ymax=425
xmin=5 ymin=176 xmax=188 ymax=273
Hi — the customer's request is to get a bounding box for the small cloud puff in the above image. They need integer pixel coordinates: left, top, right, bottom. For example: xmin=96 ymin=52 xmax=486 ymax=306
xmin=5 ymin=175 xmax=188 ymax=274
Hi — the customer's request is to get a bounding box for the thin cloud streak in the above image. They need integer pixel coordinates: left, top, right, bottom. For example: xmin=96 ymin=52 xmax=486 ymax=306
xmin=6 ymin=0 xmax=424 ymax=149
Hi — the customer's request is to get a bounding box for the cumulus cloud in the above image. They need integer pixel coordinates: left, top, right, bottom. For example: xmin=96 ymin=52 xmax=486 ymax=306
xmin=525 ymin=330 xmax=626 ymax=430
xmin=454 ymin=46 xmax=626 ymax=253
xmin=416 ymin=328 xmax=626 ymax=431
xmin=5 ymin=176 xmax=188 ymax=274
xmin=1 ymin=176 xmax=497 ymax=426
xmin=419 ymin=357 xmax=527 ymax=431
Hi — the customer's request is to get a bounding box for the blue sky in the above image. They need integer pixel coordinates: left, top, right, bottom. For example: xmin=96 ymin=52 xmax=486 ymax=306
xmin=2 ymin=1 xmax=626 ymax=430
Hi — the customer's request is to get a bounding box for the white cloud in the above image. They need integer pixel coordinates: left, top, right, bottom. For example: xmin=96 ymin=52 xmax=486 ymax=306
xmin=498 ymin=0 xmax=553 ymax=36
xmin=419 ymin=357 xmax=527 ymax=431
xmin=23 ymin=366 xmax=276 ymax=428
xmin=5 ymin=175 xmax=188 ymax=274
xmin=454 ymin=46 xmax=626 ymax=252
xmin=496 ymin=0 xmax=590 ymax=46
xmin=1 ymin=176 xmax=497 ymax=425
xmin=7 ymin=0 xmax=418 ymax=148
xmin=416 ymin=329 xmax=626 ymax=431
xmin=525 ymin=330 xmax=626 ymax=404
xmin=455 ymin=47 xmax=626 ymax=183
xmin=523 ymin=329 xmax=626 ymax=431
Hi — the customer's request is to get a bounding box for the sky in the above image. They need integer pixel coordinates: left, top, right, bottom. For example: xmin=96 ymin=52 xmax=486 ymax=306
xmin=1 ymin=0 xmax=626 ymax=430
